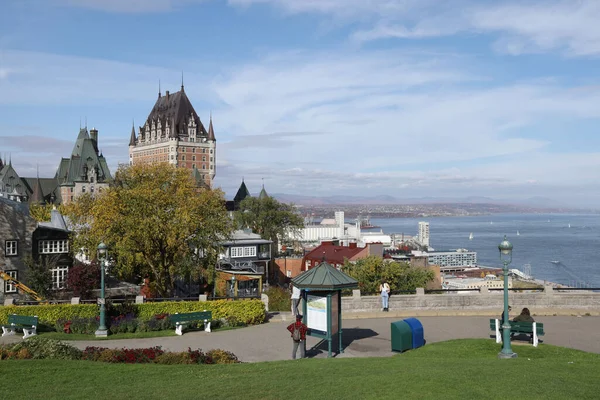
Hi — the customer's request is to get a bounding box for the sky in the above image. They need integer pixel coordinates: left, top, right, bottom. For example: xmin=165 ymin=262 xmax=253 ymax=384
xmin=1 ymin=0 xmax=600 ymax=208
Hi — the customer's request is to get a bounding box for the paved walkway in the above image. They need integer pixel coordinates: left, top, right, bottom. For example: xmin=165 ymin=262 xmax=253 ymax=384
xmin=3 ymin=314 xmax=598 ymax=362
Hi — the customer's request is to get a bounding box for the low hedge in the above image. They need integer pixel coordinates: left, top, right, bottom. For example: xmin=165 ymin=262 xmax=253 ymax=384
xmin=0 ymin=299 xmax=266 ymax=327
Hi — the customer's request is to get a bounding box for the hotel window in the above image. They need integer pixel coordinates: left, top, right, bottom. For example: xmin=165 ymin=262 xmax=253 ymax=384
xmin=182 ymin=155 xmax=186 ymax=161
xmin=192 ymin=164 xmax=196 ymax=169
xmin=70 ymin=187 xmax=74 ymax=193
xmin=202 ymin=165 xmax=206 ymax=169
xmin=192 ymin=148 xmax=196 ymax=153
xmin=192 ymin=156 xmax=196 ymax=161
xmin=210 ymin=165 xmax=213 ymax=170
xmin=51 ymin=266 xmax=69 ymax=289
xmin=3 ymin=270 xmax=17 ymax=293
xmin=202 ymin=156 xmax=206 ymax=162
xmin=210 ymin=157 xmax=213 ymax=162
xmin=210 ymin=149 xmax=213 ymax=154
xmin=5 ymin=240 xmax=18 ymax=256
xmin=202 ymin=148 xmax=206 ymax=153
xmin=82 ymin=186 xmax=86 ymax=193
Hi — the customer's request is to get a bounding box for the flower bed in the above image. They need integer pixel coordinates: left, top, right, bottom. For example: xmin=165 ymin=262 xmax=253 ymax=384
xmin=0 ymin=337 xmax=240 ymax=364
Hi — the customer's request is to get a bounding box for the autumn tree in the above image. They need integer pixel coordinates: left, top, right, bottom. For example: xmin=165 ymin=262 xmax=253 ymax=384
xmin=234 ymin=195 xmax=304 ymax=254
xmin=64 ymin=163 xmax=233 ymax=297
xmin=342 ymin=255 xmax=435 ymax=294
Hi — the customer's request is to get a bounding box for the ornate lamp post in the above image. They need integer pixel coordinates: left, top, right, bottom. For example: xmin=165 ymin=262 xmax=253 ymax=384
xmin=231 ymin=274 xmax=236 ymax=298
xmin=498 ymin=235 xmax=516 ymax=358
xmin=95 ymin=242 xmax=108 ymax=338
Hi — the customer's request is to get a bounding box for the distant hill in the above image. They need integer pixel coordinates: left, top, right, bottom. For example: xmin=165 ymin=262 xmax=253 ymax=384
xmin=270 ymin=193 xmax=571 ymax=209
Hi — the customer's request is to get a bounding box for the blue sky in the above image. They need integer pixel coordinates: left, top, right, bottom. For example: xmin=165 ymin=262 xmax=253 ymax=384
xmin=1 ymin=0 xmax=600 ymax=207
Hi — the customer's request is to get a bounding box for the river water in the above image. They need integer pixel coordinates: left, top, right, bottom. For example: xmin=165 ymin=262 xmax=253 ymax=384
xmin=369 ymin=213 xmax=600 ymax=288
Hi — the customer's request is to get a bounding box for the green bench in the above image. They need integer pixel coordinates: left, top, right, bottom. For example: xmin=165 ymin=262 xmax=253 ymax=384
xmin=2 ymin=314 xmax=38 ymax=339
xmin=489 ymin=318 xmax=544 ymax=347
xmin=169 ymin=311 xmax=212 ymax=336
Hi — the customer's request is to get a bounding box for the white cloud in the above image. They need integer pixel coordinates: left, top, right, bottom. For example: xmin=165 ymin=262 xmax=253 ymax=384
xmin=2 ymin=47 xmax=600 ymax=206
xmin=57 ymin=0 xmax=207 ymax=13
xmin=230 ymin=0 xmax=600 ymax=56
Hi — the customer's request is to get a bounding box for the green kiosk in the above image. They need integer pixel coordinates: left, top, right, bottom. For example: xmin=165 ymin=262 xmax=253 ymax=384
xmin=292 ymin=261 xmax=358 ymax=358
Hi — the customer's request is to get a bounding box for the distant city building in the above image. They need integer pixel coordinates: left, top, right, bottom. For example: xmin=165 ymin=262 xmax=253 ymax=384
xmin=128 ymin=82 xmax=216 ymax=188
xmin=443 ymin=274 xmax=512 ymax=290
xmin=302 ymin=241 xmax=384 ymax=271
xmin=417 ymin=221 xmax=430 ymax=247
xmin=424 ymin=248 xmax=478 ymax=268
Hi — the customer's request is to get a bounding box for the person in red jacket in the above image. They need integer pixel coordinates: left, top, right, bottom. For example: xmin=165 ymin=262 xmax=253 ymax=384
xmin=286 ymin=314 xmax=308 ymax=359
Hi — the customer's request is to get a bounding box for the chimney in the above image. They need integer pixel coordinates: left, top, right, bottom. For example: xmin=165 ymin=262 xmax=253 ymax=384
xmin=165 ymin=90 xmax=170 ymax=101
xmin=89 ymin=128 xmax=99 ymax=153
xmin=349 ymin=242 xmax=357 ymax=249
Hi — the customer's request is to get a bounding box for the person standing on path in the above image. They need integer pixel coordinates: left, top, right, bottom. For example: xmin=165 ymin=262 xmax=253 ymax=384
xmin=287 ymin=314 xmax=308 ymax=359
xmin=380 ymin=280 xmax=390 ymax=312
xmin=291 ymin=284 xmax=301 ymax=315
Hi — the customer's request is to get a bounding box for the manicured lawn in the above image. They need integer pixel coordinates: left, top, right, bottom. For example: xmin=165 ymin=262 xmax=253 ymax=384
xmin=2 ymin=339 xmax=599 ymax=400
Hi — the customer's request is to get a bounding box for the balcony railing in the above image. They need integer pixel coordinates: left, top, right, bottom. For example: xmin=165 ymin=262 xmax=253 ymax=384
xmin=217 ymin=258 xmax=265 ymax=274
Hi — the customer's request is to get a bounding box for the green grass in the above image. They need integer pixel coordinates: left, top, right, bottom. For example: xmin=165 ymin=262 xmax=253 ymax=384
xmin=2 ymin=339 xmax=599 ymax=400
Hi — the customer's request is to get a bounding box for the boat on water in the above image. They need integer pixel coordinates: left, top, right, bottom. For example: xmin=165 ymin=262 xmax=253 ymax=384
xmin=469 ymin=232 xmax=473 ymax=240
xmin=568 ymin=223 xmax=571 ymax=228
xmin=517 ymin=230 xmax=520 ymax=236
xmin=551 ymin=260 xmax=560 ymax=264
xmin=490 ymin=221 xmax=493 ymax=225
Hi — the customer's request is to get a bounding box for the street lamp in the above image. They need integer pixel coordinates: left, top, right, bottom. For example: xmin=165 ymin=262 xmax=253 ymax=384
xmin=498 ymin=235 xmax=516 ymax=359
xmin=95 ymin=242 xmax=108 ymax=338
xmin=230 ymin=274 xmax=236 ymax=298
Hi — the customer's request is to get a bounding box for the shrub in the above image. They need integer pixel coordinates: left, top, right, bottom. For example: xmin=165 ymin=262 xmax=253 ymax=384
xmin=206 ymin=349 xmax=240 ymax=364
xmin=89 ymin=346 xmax=165 ymax=363
xmin=109 ymin=313 xmax=138 ymax=334
xmin=0 ymin=299 xmax=266 ymax=328
xmin=264 ymin=286 xmax=291 ymax=312
xmin=155 ymin=352 xmax=194 ymax=365
xmin=0 ymin=304 xmax=97 ymax=326
xmin=56 ymin=316 xmax=98 ymax=334
xmin=137 ymin=314 xmax=173 ymax=332
xmin=66 ymin=261 xmax=101 ymax=299
xmin=10 ymin=337 xmax=82 ymax=360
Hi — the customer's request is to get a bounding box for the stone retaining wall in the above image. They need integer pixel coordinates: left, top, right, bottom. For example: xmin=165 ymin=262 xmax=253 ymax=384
xmin=343 ymin=286 xmax=600 ymax=316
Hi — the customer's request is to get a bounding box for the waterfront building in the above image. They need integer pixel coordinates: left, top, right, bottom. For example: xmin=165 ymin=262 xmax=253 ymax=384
xmin=129 ymin=82 xmax=216 ymax=188
xmin=442 ymin=274 xmax=512 ymax=290
xmin=418 ymin=248 xmax=478 ymax=268
xmin=417 ymin=221 xmax=430 ymax=247
xmin=292 ymin=211 xmax=361 ymax=244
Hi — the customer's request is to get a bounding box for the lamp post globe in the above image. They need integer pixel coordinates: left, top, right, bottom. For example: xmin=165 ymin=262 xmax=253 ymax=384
xmin=95 ymin=242 xmax=109 ymax=338
xmin=498 ymin=235 xmax=516 ymax=358
xmin=231 ymin=274 xmax=236 ymax=298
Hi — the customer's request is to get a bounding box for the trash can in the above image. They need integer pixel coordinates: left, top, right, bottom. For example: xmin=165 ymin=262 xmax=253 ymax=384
xmin=391 ymin=320 xmax=412 ymax=352
xmin=403 ymin=317 xmax=425 ymax=349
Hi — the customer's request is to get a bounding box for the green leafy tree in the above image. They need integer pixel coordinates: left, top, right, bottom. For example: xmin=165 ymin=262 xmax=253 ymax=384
xmin=234 ymin=196 xmax=304 ymax=254
xmin=343 ymin=255 xmax=435 ymax=294
xmin=63 ymin=163 xmax=233 ymax=297
xmin=24 ymin=254 xmax=60 ymax=298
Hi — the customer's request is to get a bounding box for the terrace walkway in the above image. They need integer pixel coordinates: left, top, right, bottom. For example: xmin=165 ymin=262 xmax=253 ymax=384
xmin=7 ymin=314 xmax=593 ymax=362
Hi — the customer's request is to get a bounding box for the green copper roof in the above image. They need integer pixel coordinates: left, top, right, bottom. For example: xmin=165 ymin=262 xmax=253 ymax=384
xmin=292 ymin=261 xmax=358 ymax=290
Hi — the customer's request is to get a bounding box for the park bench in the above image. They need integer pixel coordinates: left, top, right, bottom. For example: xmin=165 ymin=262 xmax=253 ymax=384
xmin=2 ymin=314 xmax=38 ymax=339
xmin=489 ymin=318 xmax=544 ymax=347
xmin=169 ymin=311 xmax=212 ymax=336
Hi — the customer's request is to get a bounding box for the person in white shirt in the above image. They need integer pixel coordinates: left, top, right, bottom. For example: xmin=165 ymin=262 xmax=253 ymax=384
xmin=291 ymin=284 xmax=301 ymax=315
xmin=379 ymin=280 xmax=390 ymax=312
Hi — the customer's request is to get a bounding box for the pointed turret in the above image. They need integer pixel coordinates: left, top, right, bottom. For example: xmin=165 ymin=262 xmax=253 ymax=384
xmin=31 ymin=176 xmax=45 ymax=205
xmin=129 ymin=121 xmax=136 ymax=146
xmin=233 ymin=179 xmax=251 ymax=204
xmin=181 ymin=71 xmax=184 ymax=92
xmin=259 ymin=185 xmax=269 ymax=200
xmin=207 ymin=114 xmax=216 ymax=141
xmin=0 ymin=155 xmax=4 ymax=170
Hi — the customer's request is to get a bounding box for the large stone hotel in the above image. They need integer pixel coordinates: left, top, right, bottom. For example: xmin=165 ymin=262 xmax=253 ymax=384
xmin=128 ymin=82 xmax=216 ymax=187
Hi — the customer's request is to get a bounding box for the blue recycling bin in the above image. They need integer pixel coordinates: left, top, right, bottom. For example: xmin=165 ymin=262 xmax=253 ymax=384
xmin=403 ymin=317 xmax=424 ymax=349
